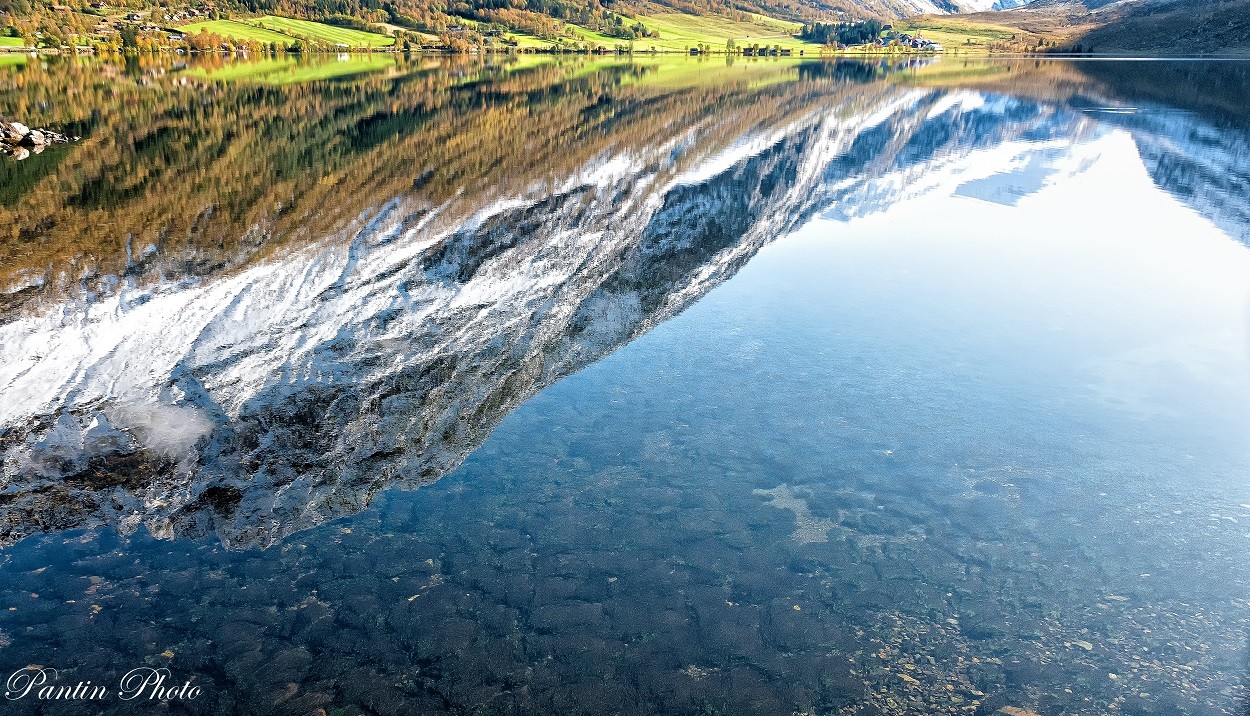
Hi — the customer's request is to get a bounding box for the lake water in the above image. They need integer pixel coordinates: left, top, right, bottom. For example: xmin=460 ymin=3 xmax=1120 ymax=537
xmin=1 ymin=54 xmax=1249 ymax=715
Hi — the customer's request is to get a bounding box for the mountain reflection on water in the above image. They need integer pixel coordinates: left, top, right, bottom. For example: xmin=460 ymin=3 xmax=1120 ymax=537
xmin=0 ymin=55 xmax=934 ymax=547
xmin=0 ymin=56 xmax=1248 ymax=716
xmin=1 ymin=57 xmax=1249 ymax=549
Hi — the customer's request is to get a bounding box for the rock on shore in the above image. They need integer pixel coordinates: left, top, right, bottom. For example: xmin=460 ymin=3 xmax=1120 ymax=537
xmin=1 ymin=116 xmax=73 ymax=159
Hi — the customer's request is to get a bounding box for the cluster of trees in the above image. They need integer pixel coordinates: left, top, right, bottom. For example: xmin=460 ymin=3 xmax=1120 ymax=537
xmin=590 ymin=12 xmax=654 ymax=40
xmin=469 ymin=10 xmax=563 ymax=38
xmin=2 ymin=0 xmax=99 ymax=47
xmin=320 ymin=12 xmax=383 ymax=29
xmin=799 ymin=18 xmax=882 ymax=46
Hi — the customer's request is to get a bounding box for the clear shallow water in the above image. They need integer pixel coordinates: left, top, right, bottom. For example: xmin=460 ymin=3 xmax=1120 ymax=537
xmin=1 ymin=57 xmax=1249 ymax=715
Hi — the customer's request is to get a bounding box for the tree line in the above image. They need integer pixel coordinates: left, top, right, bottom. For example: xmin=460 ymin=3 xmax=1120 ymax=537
xmin=799 ymin=19 xmax=882 ymax=47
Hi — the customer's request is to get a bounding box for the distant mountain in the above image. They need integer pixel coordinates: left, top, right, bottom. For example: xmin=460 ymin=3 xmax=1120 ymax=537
xmin=1021 ymin=0 xmax=1127 ymax=11
xmin=965 ymin=0 xmax=1250 ymax=54
xmin=1078 ymin=0 xmax=1250 ymax=53
xmin=966 ymin=0 xmax=1033 ymax=10
xmin=799 ymin=0 xmax=1029 ymax=18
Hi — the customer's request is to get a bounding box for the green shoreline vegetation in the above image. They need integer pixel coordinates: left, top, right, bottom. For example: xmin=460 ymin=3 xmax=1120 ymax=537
xmin=0 ymin=0 xmax=1061 ymax=60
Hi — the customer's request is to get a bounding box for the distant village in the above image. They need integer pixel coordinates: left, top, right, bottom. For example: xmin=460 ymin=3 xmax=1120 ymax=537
xmin=45 ymin=2 xmax=207 ymax=49
xmin=876 ymin=24 xmax=943 ymax=52
xmin=112 ymin=4 xmax=195 ymax=44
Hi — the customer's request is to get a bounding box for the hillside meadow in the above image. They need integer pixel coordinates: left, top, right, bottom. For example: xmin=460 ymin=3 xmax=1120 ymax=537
xmin=179 ymin=16 xmax=395 ymax=49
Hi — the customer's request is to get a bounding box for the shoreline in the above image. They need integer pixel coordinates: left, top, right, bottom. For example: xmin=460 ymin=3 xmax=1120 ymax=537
xmin=3 ymin=46 xmax=1249 ymax=59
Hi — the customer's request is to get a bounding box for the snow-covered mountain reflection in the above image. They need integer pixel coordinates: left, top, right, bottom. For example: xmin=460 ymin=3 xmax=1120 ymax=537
xmin=2 ymin=59 xmax=1247 ymax=548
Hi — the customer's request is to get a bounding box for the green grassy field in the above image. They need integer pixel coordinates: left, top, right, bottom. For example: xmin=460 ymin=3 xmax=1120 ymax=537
xmin=187 ymin=54 xmax=395 ymax=83
xmin=378 ymin=23 xmax=439 ymax=44
xmin=513 ymin=11 xmax=821 ymax=53
xmin=248 ymin=16 xmax=395 ymax=48
xmin=179 ymin=19 xmax=301 ymax=45
xmin=179 ymin=16 xmax=394 ymax=48
xmin=898 ymin=17 xmax=1038 ymax=53
xmin=549 ymin=12 xmax=1032 ymax=56
xmin=645 ymin=12 xmax=800 ymax=41
xmin=507 ymin=32 xmax=559 ymax=49
xmin=630 ymin=12 xmax=815 ymax=52
xmin=741 ymin=11 xmax=801 ymax=30
xmin=562 ymin=25 xmax=630 ymax=47
xmin=0 ymin=36 xmax=27 ymax=47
